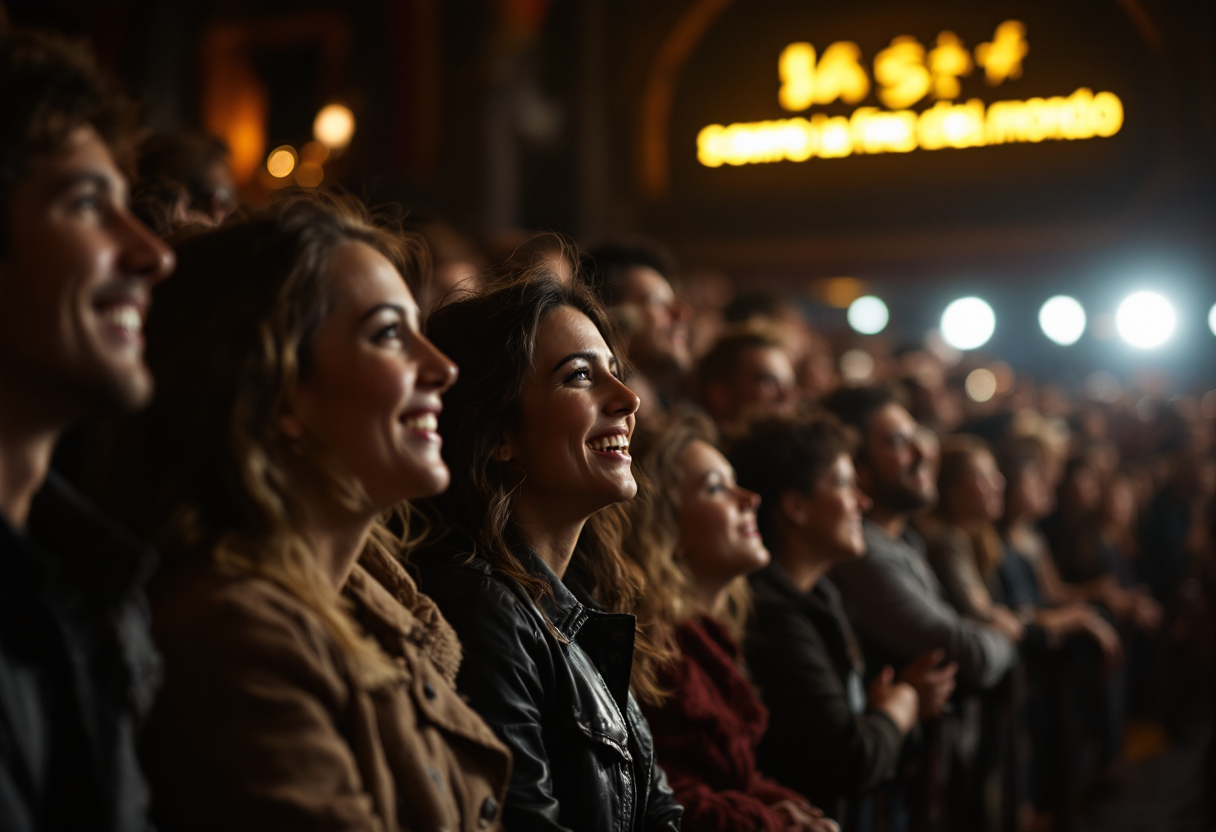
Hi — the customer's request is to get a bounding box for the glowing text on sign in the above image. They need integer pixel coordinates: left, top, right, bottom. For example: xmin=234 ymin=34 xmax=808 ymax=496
xmin=697 ymin=20 xmax=1123 ymax=167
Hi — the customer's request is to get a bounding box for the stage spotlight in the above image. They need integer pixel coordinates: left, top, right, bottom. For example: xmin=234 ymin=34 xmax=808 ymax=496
xmin=1116 ymin=291 xmax=1175 ymax=349
xmin=1208 ymin=303 xmax=1216 ymax=337
xmin=941 ymin=297 xmax=995 ymax=350
xmin=1039 ymin=295 xmax=1086 ymax=345
xmin=847 ymin=295 xmax=889 ymax=335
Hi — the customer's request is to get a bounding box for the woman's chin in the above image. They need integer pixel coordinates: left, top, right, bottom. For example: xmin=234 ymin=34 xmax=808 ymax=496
xmin=397 ymin=465 xmax=451 ymax=503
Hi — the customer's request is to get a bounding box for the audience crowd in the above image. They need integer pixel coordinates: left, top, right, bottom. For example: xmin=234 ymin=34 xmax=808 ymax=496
xmin=2 ymin=27 xmax=1213 ymax=832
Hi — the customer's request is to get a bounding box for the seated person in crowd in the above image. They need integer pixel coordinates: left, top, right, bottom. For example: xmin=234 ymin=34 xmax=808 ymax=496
xmin=1000 ymin=438 xmax=1132 ymax=817
xmin=697 ymin=326 xmax=799 ymax=435
xmin=0 ymin=30 xmax=174 ymax=831
xmin=820 ymin=386 xmax=1017 ymax=689
xmin=1087 ymin=470 xmax=1162 ymax=630
xmin=412 ymin=271 xmax=683 ymax=832
xmin=1019 ymin=445 xmax=1160 ymax=631
xmin=924 ymin=435 xmax=1123 ymax=662
xmin=136 ymin=130 xmax=236 ymax=226
xmin=624 ymin=409 xmax=837 ymax=832
xmin=585 ymin=238 xmax=692 ymax=426
xmin=731 ymin=411 xmax=956 ymax=825
xmin=102 ymin=194 xmax=510 ymax=829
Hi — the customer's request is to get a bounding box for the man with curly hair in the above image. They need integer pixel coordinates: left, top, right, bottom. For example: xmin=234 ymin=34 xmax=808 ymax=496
xmin=0 ymin=28 xmax=173 ymax=831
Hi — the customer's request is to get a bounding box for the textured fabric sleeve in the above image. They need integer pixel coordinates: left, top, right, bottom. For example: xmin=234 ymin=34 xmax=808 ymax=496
xmin=426 ymin=574 xmax=571 ymax=832
xmin=747 ymin=603 xmax=904 ymax=800
xmin=661 ymin=768 xmax=792 ymax=832
xmin=748 ymin=769 xmax=818 ymax=807
xmin=143 ymin=592 xmax=387 ymax=832
xmin=833 ymin=551 xmax=1016 ymax=689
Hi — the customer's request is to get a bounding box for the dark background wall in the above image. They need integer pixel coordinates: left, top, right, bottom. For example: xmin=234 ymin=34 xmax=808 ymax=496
xmin=4 ymin=0 xmax=1213 ymax=386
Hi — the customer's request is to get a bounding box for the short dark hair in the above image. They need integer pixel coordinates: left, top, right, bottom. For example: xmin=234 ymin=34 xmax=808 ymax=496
xmin=819 ymin=384 xmax=903 ymax=460
xmin=0 ymin=29 xmax=140 ymax=253
xmin=729 ymin=410 xmax=855 ymax=550
xmin=722 ymin=292 xmax=783 ymax=324
xmin=583 ymin=237 xmax=676 ymax=306
xmin=696 ymin=324 xmax=786 ymax=394
xmin=137 ymin=130 xmax=229 ymax=206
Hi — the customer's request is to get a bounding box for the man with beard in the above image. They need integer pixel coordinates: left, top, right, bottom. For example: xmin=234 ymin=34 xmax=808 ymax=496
xmin=585 ymin=239 xmax=691 ymax=425
xmin=822 ymin=386 xmax=1015 ymax=689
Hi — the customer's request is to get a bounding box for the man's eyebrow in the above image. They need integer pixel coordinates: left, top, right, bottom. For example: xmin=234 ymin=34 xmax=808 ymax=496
xmin=51 ymin=170 xmax=120 ymax=196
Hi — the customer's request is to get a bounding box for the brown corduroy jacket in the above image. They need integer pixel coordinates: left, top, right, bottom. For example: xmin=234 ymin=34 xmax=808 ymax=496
xmin=140 ymin=551 xmax=511 ymax=832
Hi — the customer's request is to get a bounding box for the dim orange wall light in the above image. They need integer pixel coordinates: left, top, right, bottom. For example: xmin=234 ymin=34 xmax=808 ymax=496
xmin=314 ymin=104 xmax=356 ymax=149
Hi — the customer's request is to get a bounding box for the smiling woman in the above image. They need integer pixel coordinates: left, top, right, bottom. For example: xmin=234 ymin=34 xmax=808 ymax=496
xmin=96 ymin=193 xmax=510 ymax=830
xmin=621 ymin=410 xmax=839 ymax=832
xmin=412 ymin=267 xmax=683 ymax=832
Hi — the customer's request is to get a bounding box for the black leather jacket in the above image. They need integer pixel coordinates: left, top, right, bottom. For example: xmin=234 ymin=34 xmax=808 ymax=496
xmin=413 ymin=542 xmax=682 ymax=832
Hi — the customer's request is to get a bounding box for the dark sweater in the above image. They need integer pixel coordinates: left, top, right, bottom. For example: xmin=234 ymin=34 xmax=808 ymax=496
xmin=0 ymin=473 xmax=161 ymax=832
xmin=642 ymin=615 xmax=809 ymax=832
xmin=746 ymin=563 xmax=904 ymax=817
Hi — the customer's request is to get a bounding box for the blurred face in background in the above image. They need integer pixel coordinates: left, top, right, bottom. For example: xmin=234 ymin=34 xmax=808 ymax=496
xmin=947 ymin=450 xmax=1005 ymax=523
xmin=619 ymin=266 xmax=691 ymax=375
xmin=707 ymin=345 xmax=798 ymax=424
xmin=1007 ymin=460 xmax=1055 ymax=522
xmin=676 ymin=440 xmax=769 ymax=595
xmin=1062 ymin=464 xmax=1101 ymax=517
xmin=794 ymin=453 xmax=872 ymax=561
xmin=1099 ymin=476 xmax=1136 ymax=530
xmin=858 ymin=403 xmax=937 ymax=515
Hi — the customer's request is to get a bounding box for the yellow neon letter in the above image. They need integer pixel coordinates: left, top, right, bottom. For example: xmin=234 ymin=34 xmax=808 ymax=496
xmin=975 ymin=21 xmax=1028 ymax=86
xmin=779 ymin=43 xmax=816 ymax=111
xmin=815 ymin=41 xmax=870 ymax=105
xmin=780 ymin=41 xmax=869 ymax=110
xmin=875 ymin=36 xmax=932 ymax=110
xmin=929 ymin=31 xmax=973 ymax=99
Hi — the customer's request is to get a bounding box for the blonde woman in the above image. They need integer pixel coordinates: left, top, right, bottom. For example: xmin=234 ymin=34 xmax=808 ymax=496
xmin=624 ymin=409 xmax=838 ymax=832
xmin=104 ymin=195 xmax=510 ymax=830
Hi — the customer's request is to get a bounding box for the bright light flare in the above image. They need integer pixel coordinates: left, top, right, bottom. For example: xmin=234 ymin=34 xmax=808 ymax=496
xmin=1208 ymin=303 xmax=1216 ymax=338
xmin=847 ymin=295 xmax=889 ymax=335
xmin=965 ymin=368 xmax=997 ymax=402
xmin=314 ymin=104 xmax=355 ymax=149
xmin=1039 ymin=295 xmax=1086 ymax=345
xmin=266 ymin=146 xmax=296 ymax=178
xmin=1116 ymin=291 xmax=1175 ymax=349
xmin=840 ymin=348 xmax=876 ymax=382
xmin=941 ymin=297 xmax=995 ymax=350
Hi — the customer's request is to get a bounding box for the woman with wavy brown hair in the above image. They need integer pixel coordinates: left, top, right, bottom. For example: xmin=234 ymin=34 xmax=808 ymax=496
xmin=100 ymin=193 xmax=510 ymax=830
xmin=411 ymin=265 xmax=682 ymax=832
xmin=623 ymin=409 xmax=838 ymax=832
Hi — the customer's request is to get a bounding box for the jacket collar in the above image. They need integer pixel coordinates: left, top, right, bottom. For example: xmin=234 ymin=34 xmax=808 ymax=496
xmin=514 ymin=545 xmax=589 ymax=641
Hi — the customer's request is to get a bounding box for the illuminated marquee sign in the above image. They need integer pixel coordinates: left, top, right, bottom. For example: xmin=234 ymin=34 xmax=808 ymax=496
xmin=696 ymin=21 xmax=1124 ymax=168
